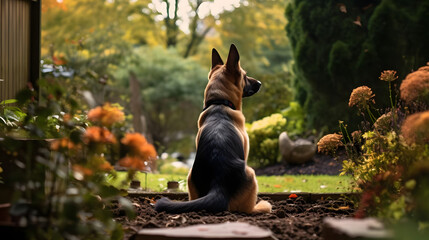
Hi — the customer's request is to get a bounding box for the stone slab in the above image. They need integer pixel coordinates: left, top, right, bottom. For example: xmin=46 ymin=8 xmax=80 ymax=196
xmin=322 ymin=217 xmax=393 ymax=240
xmin=134 ymin=222 xmax=276 ymax=240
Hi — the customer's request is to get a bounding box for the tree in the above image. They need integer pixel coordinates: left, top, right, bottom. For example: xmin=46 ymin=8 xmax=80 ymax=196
xmin=286 ymin=0 xmax=429 ymax=130
xmin=212 ymin=0 xmax=294 ymax=121
xmin=113 ymin=46 xmax=208 ymax=150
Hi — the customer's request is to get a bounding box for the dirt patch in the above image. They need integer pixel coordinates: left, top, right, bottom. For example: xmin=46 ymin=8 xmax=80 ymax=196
xmin=114 ymin=196 xmax=355 ymax=240
xmin=255 ymin=153 xmax=345 ymax=176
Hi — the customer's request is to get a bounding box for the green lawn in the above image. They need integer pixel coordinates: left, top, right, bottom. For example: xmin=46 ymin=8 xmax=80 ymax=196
xmin=108 ymin=172 xmax=353 ymax=193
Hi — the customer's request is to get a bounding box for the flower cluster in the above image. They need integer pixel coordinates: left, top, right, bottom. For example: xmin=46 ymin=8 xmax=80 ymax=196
xmin=379 ymin=70 xmax=398 ymax=82
xmin=400 ymin=64 xmax=429 ymax=104
xmin=119 ymin=133 xmax=157 ymax=171
xmin=348 ymin=86 xmax=375 ymax=109
xmin=401 ymin=111 xmax=429 ymax=145
xmin=317 ymin=133 xmax=343 ymax=155
xmin=351 ymin=130 xmax=362 ymax=143
xmin=374 ymin=112 xmax=393 ymax=133
xmin=50 ymin=138 xmax=79 ymax=151
xmin=87 ymin=103 xmax=125 ymax=127
xmin=84 ymin=126 xmax=117 ymax=144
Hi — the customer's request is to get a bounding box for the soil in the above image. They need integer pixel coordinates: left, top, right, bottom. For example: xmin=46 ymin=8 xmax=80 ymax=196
xmin=255 ymin=153 xmax=345 ymax=176
xmin=114 ymin=196 xmax=355 ymax=240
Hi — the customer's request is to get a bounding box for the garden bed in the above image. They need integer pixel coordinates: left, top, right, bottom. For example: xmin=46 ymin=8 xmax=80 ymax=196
xmin=114 ymin=193 xmax=356 ymax=240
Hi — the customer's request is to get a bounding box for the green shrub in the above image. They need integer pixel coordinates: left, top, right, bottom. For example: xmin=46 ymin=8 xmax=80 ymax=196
xmin=159 ymin=160 xmax=190 ymax=176
xmin=247 ymin=113 xmax=287 ymax=168
xmin=281 ymin=101 xmax=306 ymax=137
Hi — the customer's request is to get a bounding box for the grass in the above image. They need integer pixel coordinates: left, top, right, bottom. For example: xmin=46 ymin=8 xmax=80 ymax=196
xmin=108 ymin=172 xmax=353 ymax=193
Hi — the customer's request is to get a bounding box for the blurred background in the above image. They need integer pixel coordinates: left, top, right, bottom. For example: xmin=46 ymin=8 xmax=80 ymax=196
xmin=40 ymin=0 xmax=429 ymax=169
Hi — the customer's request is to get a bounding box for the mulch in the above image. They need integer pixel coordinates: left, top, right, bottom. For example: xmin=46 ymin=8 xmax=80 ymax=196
xmin=255 ymin=153 xmax=345 ymax=176
xmin=114 ymin=196 xmax=355 ymax=240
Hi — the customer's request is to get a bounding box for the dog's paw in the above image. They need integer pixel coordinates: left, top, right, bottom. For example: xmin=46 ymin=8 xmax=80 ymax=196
xmin=254 ymin=200 xmax=272 ymax=213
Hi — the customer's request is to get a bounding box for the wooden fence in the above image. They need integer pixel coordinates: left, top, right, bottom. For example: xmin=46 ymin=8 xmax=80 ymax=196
xmin=0 ymin=0 xmax=40 ymax=101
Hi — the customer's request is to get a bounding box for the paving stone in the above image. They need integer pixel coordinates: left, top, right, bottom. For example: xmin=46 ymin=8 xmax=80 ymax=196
xmin=322 ymin=217 xmax=393 ymax=240
xmin=134 ymin=221 xmax=276 ymax=240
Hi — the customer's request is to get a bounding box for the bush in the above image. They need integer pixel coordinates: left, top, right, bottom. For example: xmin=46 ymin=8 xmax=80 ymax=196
xmin=247 ymin=113 xmax=287 ymax=168
xmin=281 ymin=101 xmax=306 ymax=137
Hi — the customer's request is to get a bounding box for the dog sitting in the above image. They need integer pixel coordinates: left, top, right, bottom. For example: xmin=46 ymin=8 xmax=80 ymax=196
xmin=155 ymin=44 xmax=272 ymax=214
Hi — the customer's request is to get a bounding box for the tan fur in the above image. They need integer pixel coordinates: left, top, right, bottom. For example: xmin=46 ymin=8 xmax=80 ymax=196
xmin=187 ymin=48 xmax=271 ymax=214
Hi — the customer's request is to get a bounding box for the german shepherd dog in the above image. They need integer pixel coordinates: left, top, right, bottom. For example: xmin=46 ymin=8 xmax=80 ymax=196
xmin=155 ymin=44 xmax=272 ymax=214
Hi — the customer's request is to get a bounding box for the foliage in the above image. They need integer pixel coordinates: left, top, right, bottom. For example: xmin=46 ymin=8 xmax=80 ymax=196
xmin=113 ymin=46 xmax=207 ymax=150
xmin=0 ymin=99 xmax=26 ymax=136
xmin=0 ymin=85 xmax=156 ymax=239
xmin=286 ymin=0 xmax=429 ymax=130
xmin=212 ymin=0 xmax=294 ymax=121
xmin=281 ymin=101 xmax=306 ymax=137
xmin=318 ymin=65 xmax=429 ymax=232
xmin=246 ymin=113 xmax=287 ymax=168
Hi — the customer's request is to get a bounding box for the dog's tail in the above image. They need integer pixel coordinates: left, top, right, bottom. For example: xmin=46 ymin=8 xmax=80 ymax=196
xmin=154 ymin=188 xmax=228 ymax=214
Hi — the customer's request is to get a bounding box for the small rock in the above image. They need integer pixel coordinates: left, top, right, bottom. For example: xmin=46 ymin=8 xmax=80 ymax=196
xmin=322 ymin=217 xmax=393 ymax=240
xmin=279 ymin=132 xmax=316 ymax=164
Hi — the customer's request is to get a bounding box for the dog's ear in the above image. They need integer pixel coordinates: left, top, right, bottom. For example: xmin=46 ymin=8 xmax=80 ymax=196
xmin=226 ymin=44 xmax=240 ymax=73
xmin=211 ymin=48 xmax=224 ymax=69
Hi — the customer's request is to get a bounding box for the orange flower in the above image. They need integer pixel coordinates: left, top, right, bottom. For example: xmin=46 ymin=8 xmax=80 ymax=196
xmin=84 ymin=126 xmax=117 ymax=144
xmin=50 ymin=138 xmax=77 ymax=151
xmin=87 ymin=103 xmax=125 ymax=127
xmin=349 ymin=86 xmax=375 ymax=109
xmin=99 ymin=161 xmax=114 ymax=171
xmin=379 ymin=70 xmax=398 ymax=82
xmin=400 ymin=64 xmax=429 ymax=104
xmin=317 ymin=133 xmax=343 ymax=155
xmin=401 ymin=111 xmax=429 ymax=145
xmin=118 ymin=156 xmax=147 ymax=171
xmin=121 ymin=133 xmax=157 ymax=159
xmin=73 ymin=164 xmax=93 ymax=177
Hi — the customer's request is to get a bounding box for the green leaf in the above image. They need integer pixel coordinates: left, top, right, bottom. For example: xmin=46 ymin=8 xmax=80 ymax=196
xmin=0 ymin=99 xmax=17 ymax=105
xmin=118 ymin=197 xmax=136 ymax=219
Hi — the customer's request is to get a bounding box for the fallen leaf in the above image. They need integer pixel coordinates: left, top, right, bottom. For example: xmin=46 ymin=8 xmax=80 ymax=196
xmin=338 ymin=206 xmax=350 ymax=210
xmin=289 ymin=193 xmax=298 ymax=199
xmin=273 ymin=184 xmax=282 ymax=188
xmin=338 ymin=3 xmax=347 ymax=13
xmin=353 ymin=16 xmax=362 ymax=26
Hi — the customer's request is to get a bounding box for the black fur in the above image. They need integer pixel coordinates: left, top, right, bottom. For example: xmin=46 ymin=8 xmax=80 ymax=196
xmin=154 ymin=105 xmax=247 ymax=213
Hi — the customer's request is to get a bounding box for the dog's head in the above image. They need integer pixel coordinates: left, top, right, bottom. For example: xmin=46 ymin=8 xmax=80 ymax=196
xmin=205 ymin=44 xmax=261 ymax=110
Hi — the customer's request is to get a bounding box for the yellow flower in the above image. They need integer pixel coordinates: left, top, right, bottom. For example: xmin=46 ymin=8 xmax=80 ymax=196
xmin=349 ymin=86 xmax=375 ymax=109
xmin=317 ymin=133 xmax=343 ymax=155
xmin=401 ymin=111 xmax=429 ymax=145
xmin=400 ymin=64 xmax=429 ymax=104
xmin=379 ymin=70 xmax=398 ymax=82
xmin=87 ymin=103 xmax=125 ymax=127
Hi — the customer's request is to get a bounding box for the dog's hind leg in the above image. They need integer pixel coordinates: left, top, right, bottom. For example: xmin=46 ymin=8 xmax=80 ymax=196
xmin=229 ymin=166 xmax=272 ymax=213
xmin=187 ymin=169 xmax=199 ymax=200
